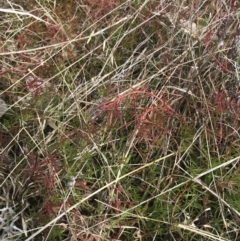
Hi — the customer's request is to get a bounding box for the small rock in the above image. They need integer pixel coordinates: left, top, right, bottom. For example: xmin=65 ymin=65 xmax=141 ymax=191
xmin=0 ymin=98 xmax=7 ymax=118
xmin=87 ymin=98 xmax=107 ymax=123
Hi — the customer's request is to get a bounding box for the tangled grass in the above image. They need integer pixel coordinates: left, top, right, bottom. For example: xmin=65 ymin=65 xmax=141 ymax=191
xmin=0 ymin=0 xmax=240 ymax=240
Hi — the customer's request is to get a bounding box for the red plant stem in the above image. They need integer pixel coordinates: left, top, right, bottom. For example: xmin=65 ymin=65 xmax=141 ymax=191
xmin=230 ymin=0 xmax=236 ymax=13
xmin=216 ymin=92 xmax=224 ymax=145
xmin=207 ymin=49 xmax=232 ymax=75
xmin=204 ymin=30 xmax=232 ymax=75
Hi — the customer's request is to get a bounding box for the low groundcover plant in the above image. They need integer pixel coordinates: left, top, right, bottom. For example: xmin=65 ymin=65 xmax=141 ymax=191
xmin=0 ymin=0 xmax=240 ymax=240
